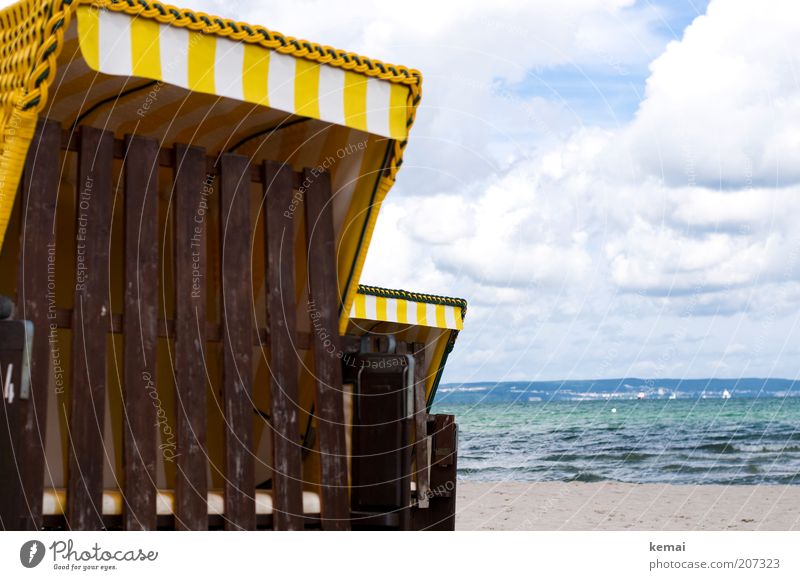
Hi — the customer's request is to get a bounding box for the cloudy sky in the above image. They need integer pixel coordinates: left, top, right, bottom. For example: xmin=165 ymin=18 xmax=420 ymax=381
xmin=24 ymin=0 xmax=800 ymax=382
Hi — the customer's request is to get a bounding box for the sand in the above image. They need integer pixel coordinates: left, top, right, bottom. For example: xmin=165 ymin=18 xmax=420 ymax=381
xmin=455 ymin=481 xmax=800 ymax=530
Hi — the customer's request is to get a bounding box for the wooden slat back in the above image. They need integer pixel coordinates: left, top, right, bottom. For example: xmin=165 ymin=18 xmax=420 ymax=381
xmin=38 ymin=126 xmax=364 ymax=530
xmin=263 ymin=160 xmax=303 ymax=530
xmin=220 ymin=153 xmax=256 ymax=530
xmin=173 ymin=144 xmax=210 ymax=530
xmin=17 ymin=119 xmax=61 ymax=530
xmin=303 ymin=170 xmax=350 ymax=530
xmin=67 ymin=126 xmax=114 ymax=530
xmin=122 ymin=135 xmax=159 ymax=530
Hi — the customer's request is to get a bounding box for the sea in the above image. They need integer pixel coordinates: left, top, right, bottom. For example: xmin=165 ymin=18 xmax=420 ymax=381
xmin=432 ymin=379 xmax=800 ymax=485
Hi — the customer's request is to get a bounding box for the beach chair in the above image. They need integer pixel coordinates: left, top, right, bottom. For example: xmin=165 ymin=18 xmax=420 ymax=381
xmin=0 ymin=0 xmax=464 ymax=531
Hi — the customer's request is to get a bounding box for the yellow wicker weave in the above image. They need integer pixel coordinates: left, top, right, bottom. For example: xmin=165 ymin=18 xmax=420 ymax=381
xmin=0 ymin=0 xmax=71 ymax=246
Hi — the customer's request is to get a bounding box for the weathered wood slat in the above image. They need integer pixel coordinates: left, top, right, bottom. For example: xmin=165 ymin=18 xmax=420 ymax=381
xmin=0 ymin=320 xmax=34 ymax=530
xmin=263 ymin=160 xmax=303 ymax=530
xmin=122 ymin=135 xmax=159 ymax=530
xmin=16 ymin=119 xmax=60 ymax=530
xmin=412 ymin=343 xmax=430 ymax=508
xmin=303 ymin=170 xmax=350 ymax=530
xmin=220 ymin=153 xmax=255 ymax=530
xmin=67 ymin=126 xmax=113 ymax=530
xmin=426 ymin=414 xmax=457 ymax=530
xmin=173 ymin=144 xmax=210 ymax=530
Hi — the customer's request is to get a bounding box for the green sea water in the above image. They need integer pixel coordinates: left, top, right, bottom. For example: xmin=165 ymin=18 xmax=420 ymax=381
xmin=432 ymin=398 xmax=800 ymax=484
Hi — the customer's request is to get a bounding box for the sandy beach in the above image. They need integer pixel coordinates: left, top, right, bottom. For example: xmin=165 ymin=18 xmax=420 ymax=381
xmin=456 ymin=481 xmax=800 ymax=530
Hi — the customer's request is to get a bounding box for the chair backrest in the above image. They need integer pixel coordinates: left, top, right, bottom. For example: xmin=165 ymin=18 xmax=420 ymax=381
xmin=0 ymin=118 xmax=351 ymax=531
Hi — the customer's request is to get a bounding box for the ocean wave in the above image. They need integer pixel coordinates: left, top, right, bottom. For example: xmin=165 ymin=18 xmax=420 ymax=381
xmin=662 ymin=464 xmax=720 ymax=473
xmin=737 ymin=444 xmax=800 ymax=453
xmin=694 ymin=442 xmax=738 ymax=454
xmin=566 ymin=472 xmax=606 ymax=483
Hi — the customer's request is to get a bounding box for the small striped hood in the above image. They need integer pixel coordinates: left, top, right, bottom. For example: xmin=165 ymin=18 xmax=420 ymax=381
xmin=346 ymin=285 xmax=467 ymax=404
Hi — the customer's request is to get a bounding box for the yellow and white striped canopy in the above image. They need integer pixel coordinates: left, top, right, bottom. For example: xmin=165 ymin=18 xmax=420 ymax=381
xmin=349 ymin=289 xmax=464 ymax=331
xmin=346 ymin=286 xmax=467 ymax=401
xmin=76 ymin=7 xmax=409 ymax=140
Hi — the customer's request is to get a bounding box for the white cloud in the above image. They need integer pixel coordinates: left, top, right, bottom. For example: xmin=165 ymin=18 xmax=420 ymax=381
xmin=668 ymin=187 xmax=798 ymax=231
xmin=626 ymin=0 xmax=800 ymax=187
xmin=606 ymin=219 xmax=786 ymax=293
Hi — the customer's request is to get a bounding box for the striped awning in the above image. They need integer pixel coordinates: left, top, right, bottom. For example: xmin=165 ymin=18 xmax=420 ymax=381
xmin=346 ymin=285 xmax=467 ymax=404
xmin=75 ymin=7 xmax=409 ymax=140
xmin=349 ymin=287 xmax=464 ymax=330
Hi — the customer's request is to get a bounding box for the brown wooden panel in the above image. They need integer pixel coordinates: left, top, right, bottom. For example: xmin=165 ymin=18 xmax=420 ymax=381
xmin=302 ymin=170 xmax=350 ymax=530
xmin=412 ymin=343 xmax=430 ymax=508
xmin=16 ymin=119 xmax=60 ymax=530
xmin=350 ymin=353 xmax=411 ymax=515
xmin=173 ymin=144 xmax=209 ymax=530
xmin=0 ymin=320 xmax=33 ymax=530
xmin=412 ymin=414 xmax=457 ymax=530
xmin=122 ymin=135 xmax=159 ymax=530
xmin=220 ymin=153 xmax=255 ymax=530
xmin=263 ymin=160 xmax=304 ymax=530
xmin=67 ymin=126 xmax=113 ymax=530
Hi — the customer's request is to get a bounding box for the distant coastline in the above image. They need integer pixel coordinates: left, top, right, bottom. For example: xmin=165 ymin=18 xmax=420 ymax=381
xmin=436 ymin=378 xmax=800 ymax=403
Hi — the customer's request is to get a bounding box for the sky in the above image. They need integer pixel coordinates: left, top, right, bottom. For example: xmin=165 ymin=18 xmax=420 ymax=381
xmin=222 ymin=0 xmax=795 ymax=384
xmin=8 ymin=0 xmax=798 ymax=383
